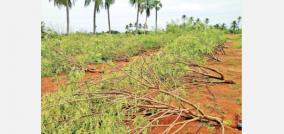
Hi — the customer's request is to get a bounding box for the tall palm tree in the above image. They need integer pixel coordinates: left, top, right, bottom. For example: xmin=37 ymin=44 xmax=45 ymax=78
xmin=231 ymin=20 xmax=237 ymax=33
xmin=153 ymin=0 xmax=162 ymax=32
xmin=189 ymin=16 xmax=194 ymax=25
xmin=182 ymin=14 xmax=187 ymax=26
xmin=196 ymin=18 xmax=200 ymax=23
xmin=125 ymin=25 xmax=129 ymax=32
xmin=237 ymin=16 xmax=242 ymax=28
xmin=129 ymin=23 xmax=133 ymax=31
xmin=130 ymin=0 xmax=144 ymax=32
xmin=182 ymin=14 xmax=187 ymax=21
xmin=214 ymin=24 xmax=220 ymax=29
xmin=221 ymin=23 xmax=226 ymax=30
xmin=49 ymin=0 xmax=74 ymax=34
xmin=85 ymin=0 xmax=103 ymax=34
xmin=105 ymin=0 xmax=115 ymax=33
xmin=194 ymin=18 xmax=200 ymax=26
xmin=142 ymin=0 xmax=154 ymax=31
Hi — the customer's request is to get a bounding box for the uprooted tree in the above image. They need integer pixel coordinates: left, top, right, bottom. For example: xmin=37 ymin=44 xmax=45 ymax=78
xmin=42 ymin=56 xmax=234 ymax=134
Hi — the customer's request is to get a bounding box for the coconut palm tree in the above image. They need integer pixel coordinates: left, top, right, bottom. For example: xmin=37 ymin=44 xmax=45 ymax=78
xmin=196 ymin=18 xmax=200 ymax=23
xmin=129 ymin=23 xmax=133 ymax=31
xmin=237 ymin=16 xmax=242 ymax=28
xmin=104 ymin=0 xmax=115 ymax=33
xmin=231 ymin=20 xmax=238 ymax=32
xmin=182 ymin=14 xmax=187 ymax=22
xmin=142 ymin=0 xmax=154 ymax=32
xmin=221 ymin=23 xmax=226 ymax=30
xmin=130 ymin=0 xmax=145 ymax=32
xmin=189 ymin=16 xmax=194 ymax=25
xmin=84 ymin=0 xmax=103 ymax=34
xmin=194 ymin=18 xmax=200 ymax=26
xmin=125 ymin=25 xmax=129 ymax=32
xmin=49 ymin=0 xmax=74 ymax=34
xmin=214 ymin=24 xmax=220 ymax=29
xmin=189 ymin=16 xmax=194 ymax=21
xmin=182 ymin=14 xmax=187 ymax=27
xmin=153 ymin=0 xmax=162 ymax=32
xmin=205 ymin=18 xmax=209 ymax=25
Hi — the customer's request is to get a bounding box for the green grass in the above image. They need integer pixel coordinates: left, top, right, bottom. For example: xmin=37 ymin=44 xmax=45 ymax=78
xmin=232 ymin=34 xmax=242 ymax=49
xmin=223 ymin=119 xmax=233 ymax=126
xmin=236 ymin=98 xmax=242 ymax=105
xmin=41 ymin=32 xmax=178 ymax=77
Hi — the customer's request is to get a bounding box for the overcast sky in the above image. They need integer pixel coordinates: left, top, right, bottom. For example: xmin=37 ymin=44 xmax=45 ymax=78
xmin=41 ymin=0 xmax=241 ymax=33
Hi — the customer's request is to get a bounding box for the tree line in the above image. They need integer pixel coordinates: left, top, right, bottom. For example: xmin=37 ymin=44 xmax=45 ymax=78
xmin=179 ymin=15 xmax=242 ymax=34
xmin=47 ymin=0 xmax=241 ymax=35
xmin=49 ymin=0 xmax=162 ymax=34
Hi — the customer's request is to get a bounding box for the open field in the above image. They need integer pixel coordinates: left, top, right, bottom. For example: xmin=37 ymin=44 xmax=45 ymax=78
xmin=42 ymin=19 xmax=242 ymax=134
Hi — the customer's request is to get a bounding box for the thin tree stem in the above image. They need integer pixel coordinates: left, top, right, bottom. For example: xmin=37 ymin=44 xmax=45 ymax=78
xmin=107 ymin=6 xmax=111 ymax=33
xmin=66 ymin=5 xmax=70 ymax=34
xmin=136 ymin=3 xmax=140 ymax=32
xmin=155 ymin=7 xmax=158 ymax=32
xmin=93 ymin=3 xmax=97 ymax=34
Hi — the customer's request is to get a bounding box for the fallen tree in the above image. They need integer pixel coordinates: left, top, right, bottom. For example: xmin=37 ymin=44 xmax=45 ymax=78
xmin=42 ymin=60 xmax=233 ymax=134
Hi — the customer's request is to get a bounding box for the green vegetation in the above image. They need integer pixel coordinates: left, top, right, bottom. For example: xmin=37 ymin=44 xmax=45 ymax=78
xmin=236 ymin=98 xmax=242 ymax=105
xmin=233 ymin=34 xmax=242 ymax=48
xmin=41 ymin=32 xmax=176 ymax=77
xmin=223 ymin=119 xmax=233 ymax=126
xmin=43 ymin=1 xmax=242 ymax=133
xmin=42 ymin=20 xmax=229 ymax=133
xmin=231 ymin=83 xmax=241 ymax=90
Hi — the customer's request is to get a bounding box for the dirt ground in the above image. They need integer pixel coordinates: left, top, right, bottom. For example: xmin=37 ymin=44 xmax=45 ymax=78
xmin=150 ymin=35 xmax=242 ymax=134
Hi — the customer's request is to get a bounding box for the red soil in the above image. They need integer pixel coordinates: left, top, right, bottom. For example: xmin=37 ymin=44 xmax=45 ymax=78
xmin=41 ymin=48 xmax=159 ymax=95
xmin=41 ymin=61 xmax=128 ymax=96
xmin=41 ymin=74 xmax=66 ymax=95
xmin=150 ymin=36 xmax=242 ymax=134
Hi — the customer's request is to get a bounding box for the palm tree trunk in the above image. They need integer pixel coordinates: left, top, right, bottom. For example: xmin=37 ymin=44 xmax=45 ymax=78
xmin=66 ymin=6 xmax=70 ymax=34
xmin=144 ymin=15 xmax=148 ymax=34
xmin=155 ymin=7 xmax=157 ymax=32
xmin=93 ymin=4 xmax=97 ymax=34
xmin=107 ymin=6 xmax=111 ymax=33
xmin=136 ymin=3 xmax=140 ymax=32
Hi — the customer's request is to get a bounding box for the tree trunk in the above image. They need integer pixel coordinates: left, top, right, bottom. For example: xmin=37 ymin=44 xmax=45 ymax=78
xmin=66 ymin=6 xmax=70 ymax=34
xmin=155 ymin=7 xmax=158 ymax=32
xmin=144 ymin=15 xmax=148 ymax=34
xmin=93 ymin=4 xmax=97 ymax=34
xmin=136 ymin=3 xmax=140 ymax=32
xmin=107 ymin=6 xmax=111 ymax=33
